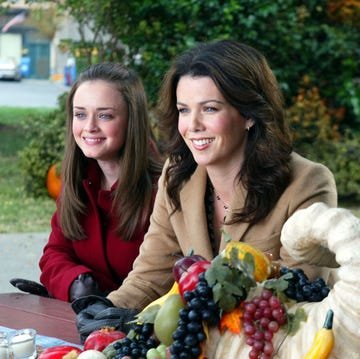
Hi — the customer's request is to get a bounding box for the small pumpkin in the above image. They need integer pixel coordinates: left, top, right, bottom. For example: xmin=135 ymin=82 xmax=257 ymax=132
xmin=46 ymin=162 xmax=62 ymax=200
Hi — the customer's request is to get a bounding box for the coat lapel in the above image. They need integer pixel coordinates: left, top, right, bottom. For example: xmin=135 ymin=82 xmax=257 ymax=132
xmin=180 ymin=166 xmax=214 ymax=259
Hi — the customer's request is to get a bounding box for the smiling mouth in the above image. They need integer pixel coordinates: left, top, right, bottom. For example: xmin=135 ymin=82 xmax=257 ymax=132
xmin=191 ymin=138 xmax=214 ymax=146
xmin=83 ymin=137 xmax=105 ymax=144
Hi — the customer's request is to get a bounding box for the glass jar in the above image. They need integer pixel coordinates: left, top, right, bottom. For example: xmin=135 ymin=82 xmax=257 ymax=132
xmin=0 ymin=332 xmax=9 ymax=359
xmin=8 ymin=329 xmax=37 ymax=359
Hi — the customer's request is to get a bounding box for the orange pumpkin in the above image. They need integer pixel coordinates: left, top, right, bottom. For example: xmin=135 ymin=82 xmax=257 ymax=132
xmin=46 ymin=163 xmax=62 ymax=200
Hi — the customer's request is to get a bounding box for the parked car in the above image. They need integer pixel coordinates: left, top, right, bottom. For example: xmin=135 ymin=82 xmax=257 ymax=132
xmin=0 ymin=57 xmax=21 ymax=81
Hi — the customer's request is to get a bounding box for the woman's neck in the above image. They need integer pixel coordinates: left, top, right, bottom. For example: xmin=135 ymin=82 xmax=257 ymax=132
xmin=206 ymin=164 xmax=239 ymax=207
xmin=97 ymin=160 xmax=120 ymax=190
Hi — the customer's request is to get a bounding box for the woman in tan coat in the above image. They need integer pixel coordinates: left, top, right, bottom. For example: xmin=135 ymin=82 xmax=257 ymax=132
xmin=73 ymin=40 xmax=338 ymax=339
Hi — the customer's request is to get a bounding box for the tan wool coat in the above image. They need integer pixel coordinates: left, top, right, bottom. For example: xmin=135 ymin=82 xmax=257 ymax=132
xmin=108 ymin=152 xmax=338 ymax=309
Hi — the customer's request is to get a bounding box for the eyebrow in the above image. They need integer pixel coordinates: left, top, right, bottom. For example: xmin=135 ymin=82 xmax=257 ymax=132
xmin=176 ymin=99 xmax=224 ymax=106
xmin=73 ymin=106 xmax=117 ymax=110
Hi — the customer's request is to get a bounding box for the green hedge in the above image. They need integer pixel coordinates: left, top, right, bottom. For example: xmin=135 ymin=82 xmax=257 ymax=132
xmin=19 ymin=94 xmax=67 ymax=197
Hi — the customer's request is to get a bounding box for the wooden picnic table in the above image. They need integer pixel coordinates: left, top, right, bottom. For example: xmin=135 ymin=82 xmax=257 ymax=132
xmin=0 ymin=292 xmax=80 ymax=344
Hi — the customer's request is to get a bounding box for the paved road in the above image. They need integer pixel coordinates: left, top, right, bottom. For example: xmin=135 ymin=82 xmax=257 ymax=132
xmin=0 ymin=232 xmax=49 ymax=293
xmin=0 ymin=79 xmax=69 ymax=108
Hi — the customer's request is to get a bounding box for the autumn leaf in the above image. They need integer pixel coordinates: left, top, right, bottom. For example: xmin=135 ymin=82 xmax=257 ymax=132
xmin=219 ymin=306 xmax=243 ymax=334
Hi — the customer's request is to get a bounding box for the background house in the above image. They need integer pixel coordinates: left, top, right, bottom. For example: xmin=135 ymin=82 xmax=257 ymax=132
xmin=0 ymin=5 xmax=51 ymax=79
xmin=0 ymin=1 xmax=90 ymax=84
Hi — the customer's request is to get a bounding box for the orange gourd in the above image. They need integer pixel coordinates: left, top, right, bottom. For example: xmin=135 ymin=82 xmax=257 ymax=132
xmin=223 ymin=241 xmax=271 ymax=282
xmin=46 ymin=163 xmax=61 ymax=200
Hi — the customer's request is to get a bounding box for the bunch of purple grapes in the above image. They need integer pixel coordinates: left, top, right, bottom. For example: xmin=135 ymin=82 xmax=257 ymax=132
xmin=280 ymin=267 xmax=330 ymax=302
xmin=113 ymin=323 xmax=158 ymax=359
xmin=243 ymin=289 xmax=287 ymax=359
xmin=170 ymin=273 xmax=220 ymax=359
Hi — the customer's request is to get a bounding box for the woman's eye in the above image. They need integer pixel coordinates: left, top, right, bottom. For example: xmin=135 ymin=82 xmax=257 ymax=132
xmin=74 ymin=112 xmax=86 ymax=119
xmin=204 ymin=106 xmax=217 ymax=113
xmin=98 ymin=113 xmax=113 ymax=120
xmin=177 ymin=107 xmax=189 ymax=114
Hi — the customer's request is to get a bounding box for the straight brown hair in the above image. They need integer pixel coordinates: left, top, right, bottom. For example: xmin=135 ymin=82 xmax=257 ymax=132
xmin=60 ymin=63 xmax=163 ymax=240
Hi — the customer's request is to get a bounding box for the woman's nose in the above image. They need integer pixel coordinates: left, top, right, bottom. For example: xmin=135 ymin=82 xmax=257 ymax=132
xmin=188 ymin=111 xmax=204 ymax=132
xmin=84 ymin=115 xmax=98 ymax=131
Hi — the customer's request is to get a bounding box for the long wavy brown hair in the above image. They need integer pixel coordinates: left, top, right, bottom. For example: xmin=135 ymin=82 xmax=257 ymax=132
xmin=60 ymin=63 xmax=163 ymax=240
xmin=157 ymin=40 xmax=293 ymax=224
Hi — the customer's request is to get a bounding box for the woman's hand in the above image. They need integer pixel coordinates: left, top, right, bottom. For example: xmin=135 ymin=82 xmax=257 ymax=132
xmin=69 ymin=273 xmax=102 ymax=302
xmin=71 ymin=295 xmax=138 ymax=343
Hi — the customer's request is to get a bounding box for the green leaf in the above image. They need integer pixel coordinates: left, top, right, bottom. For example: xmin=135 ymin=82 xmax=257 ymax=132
xmin=205 ymin=257 xmax=229 ymax=286
xmin=264 ymin=272 xmax=295 ymax=300
xmin=205 ymin=245 xmax=257 ymax=312
xmin=222 ymin=230 xmax=232 ymax=243
xmin=223 ymin=282 xmax=245 ymax=297
xmin=219 ymin=294 xmax=237 ymax=312
xmin=229 ymin=247 xmax=241 ymax=265
xmin=264 ymin=276 xmax=290 ymax=292
xmin=134 ymin=304 xmax=160 ymax=324
xmin=239 ymin=274 xmax=256 ymax=290
xmin=212 ymin=282 xmax=224 ymax=303
xmin=186 ymin=249 xmax=195 ymax=256
xmin=286 ymin=308 xmax=308 ymax=336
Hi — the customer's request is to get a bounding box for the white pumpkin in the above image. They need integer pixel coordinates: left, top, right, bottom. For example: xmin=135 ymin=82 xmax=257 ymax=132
xmin=205 ymin=202 xmax=360 ymax=359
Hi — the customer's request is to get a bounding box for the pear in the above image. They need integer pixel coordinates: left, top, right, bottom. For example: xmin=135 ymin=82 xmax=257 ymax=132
xmin=154 ymin=293 xmax=185 ymax=346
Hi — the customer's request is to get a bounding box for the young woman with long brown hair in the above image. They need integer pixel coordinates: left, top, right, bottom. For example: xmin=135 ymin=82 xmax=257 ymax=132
xmin=36 ymin=62 xmax=163 ymax=302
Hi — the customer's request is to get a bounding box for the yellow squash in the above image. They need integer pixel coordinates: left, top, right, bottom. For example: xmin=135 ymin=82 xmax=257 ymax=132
xmin=302 ymin=309 xmax=334 ymax=359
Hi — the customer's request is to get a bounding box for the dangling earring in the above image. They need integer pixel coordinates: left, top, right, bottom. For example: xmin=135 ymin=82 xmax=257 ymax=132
xmin=246 ymin=118 xmax=254 ymax=131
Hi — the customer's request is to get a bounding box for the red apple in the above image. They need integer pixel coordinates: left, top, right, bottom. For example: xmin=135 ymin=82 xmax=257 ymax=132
xmin=83 ymin=327 xmax=126 ymax=351
xmin=178 ymin=260 xmax=211 ymax=298
xmin=172 ymin=254 xmax=206 ymax=282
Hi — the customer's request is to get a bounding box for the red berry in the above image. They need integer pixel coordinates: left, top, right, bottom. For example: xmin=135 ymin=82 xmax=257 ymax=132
xmin=268 ymin=321 xmax=280 ymax=333
xmin=263 ymin=341 xmax=274 ymax=355
xmin=269 ymin=296 xmax=281 ymax=309
xmin=261 ymin=289 xmax=272 ymax=300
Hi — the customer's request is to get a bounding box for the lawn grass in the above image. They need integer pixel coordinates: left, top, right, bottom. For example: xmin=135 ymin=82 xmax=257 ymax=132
xmin=0 ymin=106 xmax=52 ymax=126
xmin=0 ymin=107 xmax=55 ymax=233
xmin=0 ymin=156 xmax=56 ymax=232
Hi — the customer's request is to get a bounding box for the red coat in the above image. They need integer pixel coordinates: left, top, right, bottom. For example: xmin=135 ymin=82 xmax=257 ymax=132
xmin=39 ymin=164 xmax=153 ymax=301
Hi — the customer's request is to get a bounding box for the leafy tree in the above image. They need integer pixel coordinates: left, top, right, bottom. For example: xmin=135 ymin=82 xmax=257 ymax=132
xmin=30 ymin=0 xmax=359 ymax=127
xmin=22 ymin=0 xmax=359 ymax=201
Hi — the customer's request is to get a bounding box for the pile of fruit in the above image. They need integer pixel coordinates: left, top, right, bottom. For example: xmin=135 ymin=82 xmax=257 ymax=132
xmin=40 ymin=203 xmax=360 ymax=358
xmin=99 ymin=241 xmax=331 ymax=359
xmin=41 ymin=240 xmax=332 ymax=359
